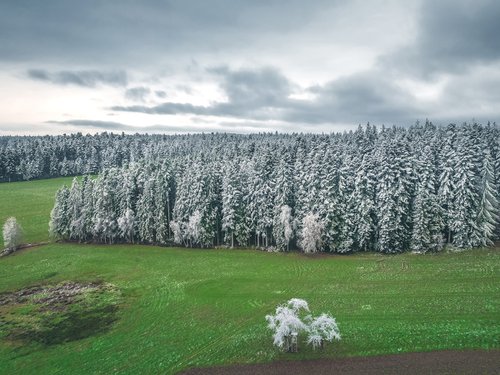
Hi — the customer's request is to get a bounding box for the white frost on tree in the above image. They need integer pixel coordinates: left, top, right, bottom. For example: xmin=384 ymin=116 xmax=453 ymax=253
xmin=306 ymin=313 xmax=341 ymax=350
xmin=3 ymin=217 xmax=23 ymax=251
xmin=118 ymin=208 xmax=136 ymax=243
xmin=476 ymin=149 xmax=499 ymax=246
xmin=265 ymin=298 xmax=309 ymax=352
xmin=186 ymin=210 xmax=203 ymax=247
xmin=169 ymin=220 xmax=184 ymax=245
xmin=266 ymin=298 xmax=341 ymax=352
xmin=274 ymin=205 xmax=294 ymax=251
xmin=299 ymin=213 xmax=324 ymax=253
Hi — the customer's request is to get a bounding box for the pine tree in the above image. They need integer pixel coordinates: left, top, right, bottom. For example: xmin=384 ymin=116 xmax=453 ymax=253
xmin=411 ymin=146 xmax=444 ymax=252
xmin=476 ymin=149 xmax=499 ymax=246
xmin=451 ymin=133 xmax=481 ymax=248
xmin=299 ymin=212 xmax=324 ymax=253
xmin=49 ymin=186 xmax=71 ymax=240
xmin=274 ymin=205 xmax=294 ymax=251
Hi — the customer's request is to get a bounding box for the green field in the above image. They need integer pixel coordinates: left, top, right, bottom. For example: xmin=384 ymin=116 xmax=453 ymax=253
xmin=0 ymin=177 xmax=75 ymax=244
xmin=0 ymin=179 xmax=499 ymax=374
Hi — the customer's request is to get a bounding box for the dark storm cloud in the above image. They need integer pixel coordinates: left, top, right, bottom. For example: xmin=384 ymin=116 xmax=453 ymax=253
xmin=27 ymin=69 xmax=128 ymax=87
xmin=0 ymin=0 xmax=332 ymax=66
xmin=112 ymin=66 xmax=293 ymax=120
xmin=112 ymin=66 xmax=422 ymax=125
xmin=382 ymin=0 xmax=500 ymax=77
xmin=285 ymin=72 xmax=421 ymax=124
xmin=125 ymin=87 xmax=151 ymax=102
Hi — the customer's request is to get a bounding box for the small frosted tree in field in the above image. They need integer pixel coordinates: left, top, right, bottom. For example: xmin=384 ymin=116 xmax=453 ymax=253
xmin=3 ymin=217 xmax=23 ymax=251
xmin=265 ymin=298 xmax=309 ymax=352
xmin=306 ymin=313 xmax=341 ymax=349
xmin=299 ymin=213 xmax=324 ymax=253
xmin=266 ymin=298 xmax=341 ymax=353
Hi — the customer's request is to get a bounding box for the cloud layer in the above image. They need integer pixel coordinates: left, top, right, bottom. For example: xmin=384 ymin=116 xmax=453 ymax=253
xmin=0 ymin=0 xmax=498 ymax=134
xmin=27 ymin=69 xmax=127 ymax=88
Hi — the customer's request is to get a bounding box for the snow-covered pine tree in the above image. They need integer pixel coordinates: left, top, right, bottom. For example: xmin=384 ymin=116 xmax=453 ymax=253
xmin=299 ymin=212 xmax=324 ymax=253
xmin=49 ymin=185 xmax=71 ymax=240
xmin=476 ymin=148 xmax=499 ymax=246
xmin=451 ymin=128 xmax=481 ymax=248
xmin=222 ymin=160 xmax=243 ymax=248
xmin=68 ymin=177 xmax=85 ymax=242
xmin=375 ymin=135 xmax=413 ymax=253
xmin=411 ymin=145 xmax=444 ymax=252
xmin=136 ymin=178 xmax=157 ymax=244
xmin=274 ymin=205 xmax=294 ymax=251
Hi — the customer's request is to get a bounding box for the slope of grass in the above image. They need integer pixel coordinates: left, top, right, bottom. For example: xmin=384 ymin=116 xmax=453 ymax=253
xmin=0 ymin=178 xmax=499 ymax=374
xmin=0 ymin=177 xmax=74 ymax=244
xmin=1 ymin=244 xmax=498 ymax=374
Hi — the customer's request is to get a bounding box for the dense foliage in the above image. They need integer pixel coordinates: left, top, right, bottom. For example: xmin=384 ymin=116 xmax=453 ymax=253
xmin=47 ymin=122 xmax=500 ymax=252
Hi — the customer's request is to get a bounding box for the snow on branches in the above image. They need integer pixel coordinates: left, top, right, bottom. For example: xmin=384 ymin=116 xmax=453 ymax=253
xmin=266 ymin=298 xmax=340 ymax=352
xmin=3 ymin=217 xmax=23 ymax=252
xmin=45 ymin=123 xmax=500 ymax=252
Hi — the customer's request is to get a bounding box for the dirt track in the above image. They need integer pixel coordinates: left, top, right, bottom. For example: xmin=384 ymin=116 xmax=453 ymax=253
xmin=181 ymin=350 xmax=500 ymax=375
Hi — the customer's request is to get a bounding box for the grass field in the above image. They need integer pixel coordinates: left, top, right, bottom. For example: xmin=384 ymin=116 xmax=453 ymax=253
xmin=0 ymin=177 xmax=75 ymax=244
xmin=0 ymin=179 xmax=499 ymax=374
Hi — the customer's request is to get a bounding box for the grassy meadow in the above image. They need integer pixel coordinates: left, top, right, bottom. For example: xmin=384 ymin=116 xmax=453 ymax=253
xmin=0 ymin=177 xmax=75 ymax=244
xmin=0 ymin=178 xmax=499 ymax=374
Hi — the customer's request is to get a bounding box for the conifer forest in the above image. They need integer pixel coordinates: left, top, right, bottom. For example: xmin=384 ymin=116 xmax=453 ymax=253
xmin=13 ymin=121 xmax=494 ymax=253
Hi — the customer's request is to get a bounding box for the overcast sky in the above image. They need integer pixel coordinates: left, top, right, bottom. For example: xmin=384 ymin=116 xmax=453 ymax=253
xmin=0 ymin=0 xmax=498 ymax=135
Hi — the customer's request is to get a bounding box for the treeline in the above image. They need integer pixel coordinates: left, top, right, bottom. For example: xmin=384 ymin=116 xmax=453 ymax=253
xmin=0 ymin=132 xmax=236 ymax=182
xmin=49 ymin=122 xmax=500 ymax=253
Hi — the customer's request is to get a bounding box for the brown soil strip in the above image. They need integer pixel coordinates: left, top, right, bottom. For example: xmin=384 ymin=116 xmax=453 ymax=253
xmin=181 ymin=350 xmax=500 ymax=375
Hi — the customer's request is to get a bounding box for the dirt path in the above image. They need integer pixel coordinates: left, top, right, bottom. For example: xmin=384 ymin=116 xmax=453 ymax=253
xmin=181 ymin=350 xmax=499 ymax=375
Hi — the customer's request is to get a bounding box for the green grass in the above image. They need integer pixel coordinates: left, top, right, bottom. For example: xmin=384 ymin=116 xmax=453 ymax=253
xmin=0 ymin=178 xmax=499 ymax=374
xmin=0 ymin=177 xmax=75 ymax=244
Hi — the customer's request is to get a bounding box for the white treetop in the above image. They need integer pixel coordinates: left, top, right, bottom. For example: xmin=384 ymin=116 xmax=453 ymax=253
xmin=266 ymin=298 xmax=340 ymax=352
xmin=299 ymin=213 xmax=324 ymax=253
xmin=3 ymin=217 xmax=23 ymax=251
xmin=306 ymin=313 xmax=341 ymax=349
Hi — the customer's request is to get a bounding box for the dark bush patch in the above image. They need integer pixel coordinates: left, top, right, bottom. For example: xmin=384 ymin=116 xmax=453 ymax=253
xmin=0 ymin=281 xmax=121 ymax=346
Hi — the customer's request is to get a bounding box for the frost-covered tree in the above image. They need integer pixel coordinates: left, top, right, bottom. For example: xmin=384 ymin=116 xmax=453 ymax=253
xmin=170 ymin=220 xmax=184 ymax=245
xmin=352 ymin=154 xmax=376 ymax=251
xmin=118 ymin=208 xmax=136 ymax=243
xmin=451 ymin=134 xmax=481 ymax=248
xmin=376 ymin=137 xmax=413 ymax=253
xmin=273 ymin=205 xmax=294 ymax=251
xmin=136 ymin=178 xmax=157 ymax=243
xmin=266 ymin=298 xmax=341 ymax=353
xmin=186 ymin=210 xmax=204 ymax=247
xmin=306 ymin=313 xmax=341 ymax=350
xmin=3 ymin=217 xmax=23 ymax=251
xmin=265 ymin=298 xmax=310 ymax=352
xmin=222 ymin=161 xmax=243 ymax=248
xmin=476 ymin=149 xmax=499 ymax=246
xmin=68 ymin=178 xmax=85 ymax=242
xmin=411 ymin=146 xmax=444 ymax=252
xmin=42 ymin=122 xmax=500 ymax=252
xmin=49 ymin=185 xmax=71 ymax=240
xmin=299 ymin=213 xmax=324 ymax=253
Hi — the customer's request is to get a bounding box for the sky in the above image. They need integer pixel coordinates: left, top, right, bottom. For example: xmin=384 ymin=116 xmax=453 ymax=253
xmin=0 ymin=0 xmax=499 ymax=135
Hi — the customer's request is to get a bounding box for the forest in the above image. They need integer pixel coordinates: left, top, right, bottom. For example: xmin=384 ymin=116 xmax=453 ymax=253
xmin=38 ymin=121 xmax=500 ymax=253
